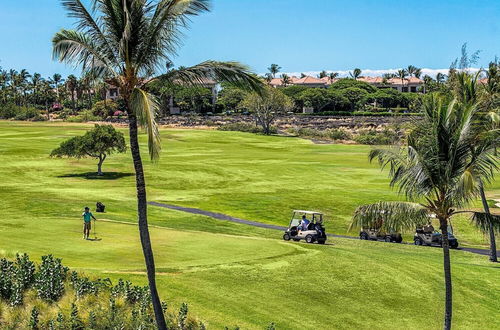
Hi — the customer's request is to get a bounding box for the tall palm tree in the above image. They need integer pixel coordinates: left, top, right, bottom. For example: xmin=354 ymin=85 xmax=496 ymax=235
xmin=30 ymin=73 xmax=43 ymax=106
xmin=349 ymin=68 xmax=362 ymax=80
xmin=53 ymin=1 xmax=261 ymax=328
xmin=318 ymin=70 xmax=327 ymax=78
xmin=268 ymin=63 xmax=281 ymax=78
xmin=456 ymin=71 xmax=500 ymax=262
xmin=396 ymin=69 xmax=408 ymax=92
xmin=66 ymin=74 xmax=78 ymax=112
xmin=50 ymin=73 xmax=64 ymax=101
xmin=351 ymin=94 xmax=498 ymax=330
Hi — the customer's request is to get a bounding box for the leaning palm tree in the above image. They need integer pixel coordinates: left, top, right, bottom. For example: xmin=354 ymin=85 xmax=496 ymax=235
xmin=349 ymin=68 xmax=362 ymax=80
xmin=436 ymin=72 xmax=447 ymax=84
xmin=455 ymin=71 xmax=500 ymax=262
xmin=53 ymin=1 xmax=261 ymax=328
xmin=351 ymin=94 xmax=497 ymax=330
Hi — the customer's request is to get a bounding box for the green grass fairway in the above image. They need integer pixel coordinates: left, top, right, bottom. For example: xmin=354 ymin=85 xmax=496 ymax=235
xmin=1 ymin=121 xmax=499 ymax=329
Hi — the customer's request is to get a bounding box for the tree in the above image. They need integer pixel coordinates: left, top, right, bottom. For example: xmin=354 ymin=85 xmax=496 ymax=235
xmin=240 ymin=87 xmax=292 ymax=134
xmin=328 ymin=72 xmax=339 ymax=83
xmin=455 ymin=71 xmax=500 ymax=262
xmin=280 ymin=74 xmax=291 ymax=87
xmin=50 ymin=74 xmax=64 ymax=101
xmin=349 ymin=68 xmax=362 ymax=80
xmin=297 ymin=88 xmax=329 ymax=111
xmin=330 ymin=78 xmax=377 ymax=93
xmin=268 ymin=64 xmax=281 ymax=78
xmin=407 ymin=65 xmax=421 ymax=78
xmin=436 ymin=72 xmax=447 ymax=84
xmin=318 ymin=70 xmax=327 ymax=78
xmin=51 ymin=124 xmax=126 ymax=175
xmin=351 ymin=94 xmax=498 ymax=330
xmin=53 ymin=1 xmax=261 ymax=328
xmin=396 ymin=69 xmax=408 ymax=91
xmin=216 ymin=85 xmax=247 ymax=111
xmin=339 ymin=87 xmax=368 ymax=111
xmin=66 ymin=75 xmax=78 ymax=112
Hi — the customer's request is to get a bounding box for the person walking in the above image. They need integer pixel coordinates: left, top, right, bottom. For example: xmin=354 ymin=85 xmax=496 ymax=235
xmin=82 ymin=206 xmax=97 ymax=240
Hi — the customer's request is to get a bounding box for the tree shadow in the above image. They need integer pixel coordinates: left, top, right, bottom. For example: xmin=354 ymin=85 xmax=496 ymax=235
xmin=57 ymin=172 xmax=134 ymax=180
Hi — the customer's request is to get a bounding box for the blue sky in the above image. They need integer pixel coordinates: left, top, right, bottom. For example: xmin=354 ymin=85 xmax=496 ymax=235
xmin=0 ymin=0 xmax=499 ymax=78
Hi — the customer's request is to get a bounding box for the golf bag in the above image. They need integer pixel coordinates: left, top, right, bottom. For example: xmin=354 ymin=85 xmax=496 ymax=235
xmin=96 ymin=202 xmax=106 ymax=213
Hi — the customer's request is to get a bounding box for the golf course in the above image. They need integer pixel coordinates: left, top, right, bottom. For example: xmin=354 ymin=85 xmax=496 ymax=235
xmin=0 ymin=121 xmax=499 ymax=329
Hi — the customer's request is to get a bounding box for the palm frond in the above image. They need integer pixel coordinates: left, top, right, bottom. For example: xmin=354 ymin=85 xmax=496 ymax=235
xmin=154 ymin=60 xmax=263 ymax=93
xmin=130 ymin=88 xmax=161 ymax=161
xmin=471 ymin=212 xmax=500 ymax=233
xmin=52 ymin=29 xmax=117 ymax=78
xmin=350 ymin=201 xmax=429 ymax=233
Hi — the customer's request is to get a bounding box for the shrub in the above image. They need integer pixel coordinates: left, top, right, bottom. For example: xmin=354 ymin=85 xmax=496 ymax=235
xmin=218 ymin=122 xmax=277 ymax=134
xmin=0 ymin=103 xmax=18 ymax=119
xmin=354 ymin=128 xmax=398 ymax=145
xmin=288 ymin=127 xmax=351 ymax=141
xmin=66 ymin=109 xmax=102 ymax=122
xmin=35 ymin=255 xmax=68 ymax=302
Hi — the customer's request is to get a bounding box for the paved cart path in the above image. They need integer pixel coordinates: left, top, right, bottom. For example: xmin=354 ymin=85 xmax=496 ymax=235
xmin=149 ymin=202 xmax=499 ymax=258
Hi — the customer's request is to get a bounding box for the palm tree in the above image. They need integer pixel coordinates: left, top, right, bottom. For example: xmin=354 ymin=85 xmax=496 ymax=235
xmin=318 ymin=70 xmax=327 ymax=78
xmin=351 ymin=94 xmax=498 ymax=330
xmin=456 ymin=71 xmax=500 ymax=262
xmin=328 ymin=72 xmax=339 ymax=84
xmin=396 ymin=69 xmax=408 ymax=92
xmin=407 ymin=65 xmax=422 ymax=78
xmin=349 ymin=68 xmax=362 ymax=80
xmin=53 ymin=1 xmax=261 ymax=328
xmin=50 ymin=73 xmax=64 ymax=101
xmin=66 ymin=75 xmax=78 ymax=112
xmin=281 ymin=74 xmax=291 ymax=87
xmin=436 ymin=72 xmax=447 ymax=84
xmin=30 ymin=73 xmax=43 ymax=105
xmin=268 ymin=64 xmax=281 ymax=78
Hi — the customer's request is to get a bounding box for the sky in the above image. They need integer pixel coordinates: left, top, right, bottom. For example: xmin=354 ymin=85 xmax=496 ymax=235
xmin=0 ymin=0 xmax=499 ymax=78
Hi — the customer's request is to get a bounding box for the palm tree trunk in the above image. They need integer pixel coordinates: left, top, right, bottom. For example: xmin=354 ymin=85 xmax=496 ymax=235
xmin=128 ymin=113 xmax=167 ymax=330
xmin=479 ymin=184 xmax=498 ymax=262
xmin=440 ymin=220 xmax=453 ymax=330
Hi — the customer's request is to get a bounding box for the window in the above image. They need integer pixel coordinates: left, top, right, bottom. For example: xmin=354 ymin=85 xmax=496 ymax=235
xmin=411 ymin=86 xmax=417 ymax=93
xmin=402 ymin=87 xmax=409 ymax=92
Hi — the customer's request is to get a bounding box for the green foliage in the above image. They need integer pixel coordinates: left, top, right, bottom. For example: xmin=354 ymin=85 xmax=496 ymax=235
xmin=218 ymin=122 xmax=276 ymax=134
xmin=92 ymin=100 xmax=119 ymax=118
xmin=216 ymin=86 xmax=247 ymax=111
xmin=354 ymin=128 xmax=398 ymax=145
xmin=66 ymin=109 xmax=102 ymax=122
xmin=339 ymin=87 xmax=369 ymax=110
xmin=70 ymin=271 xmax=111 ymax=299
xmin=51 ymin=124 xmax=126 ymax=174
xmin=287 ymin=127 xmax=351 ymax=141
xmin=240 ymin=87 xmax=292 ymax=134
xmin=35 ymin=255 xmax=68 ymax=302
xmin=330 ymin=78 xmax=377 ymax=93
xmin=0 ymin=103 xmax=44 ymax=121
xmin=29 ymin=307 xmax=40 ymax=330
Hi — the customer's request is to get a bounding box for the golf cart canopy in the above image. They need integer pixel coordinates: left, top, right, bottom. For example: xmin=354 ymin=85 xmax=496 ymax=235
xmin=293 ymin=210 xmax=323 ymax=215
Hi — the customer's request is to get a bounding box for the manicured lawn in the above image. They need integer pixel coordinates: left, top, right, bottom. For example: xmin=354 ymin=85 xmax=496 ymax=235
xmin=1 ymin=121 xmax=499 ymax=329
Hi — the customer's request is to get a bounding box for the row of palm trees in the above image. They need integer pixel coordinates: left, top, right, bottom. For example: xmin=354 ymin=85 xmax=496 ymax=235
xmin=352 ymin=70 xmax=499 ymax=330
xmin=0 ymin=68 xmax=105 ymax=112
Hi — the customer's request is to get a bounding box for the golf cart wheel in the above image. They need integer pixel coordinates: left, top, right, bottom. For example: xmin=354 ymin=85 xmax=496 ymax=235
xmin=384 ymin=236 xmax=392 ymax=243
xmin=305 ymin=235 xmax=315 ymax=244
xmin=414 ymin=238 xmax=423 ymax=246
xmin=283 ymin=233 xmax=291 ymax=241
xmin=396 ymin=237 xmax=403 ymax=243
xmin=451 ymin=242 xmax=459 ymax=249
xmin=360 ymin=233 xmax=368 ymax=240
xmin=293 ymin=238 xmax=301 ymax=242
xmin=317 ymin=239 xmax=326 ymax=244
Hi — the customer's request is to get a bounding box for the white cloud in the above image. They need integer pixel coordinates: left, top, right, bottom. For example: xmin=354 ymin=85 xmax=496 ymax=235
xmin=262 ymin=68 xmax=482 ymax=79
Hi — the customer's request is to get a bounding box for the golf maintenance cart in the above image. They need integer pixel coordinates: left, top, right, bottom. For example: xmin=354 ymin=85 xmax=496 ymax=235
xmin=414 ymin=223 xmax=459 ymax=249
xmin=359 ymin=227 xmax=403 ymax=243
xmin=283 ymin=210 xmax=327 ymax=244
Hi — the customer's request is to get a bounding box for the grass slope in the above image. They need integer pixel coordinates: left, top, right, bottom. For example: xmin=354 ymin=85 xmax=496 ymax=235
xmin=0 ymin=121 xmax=499 ymax=329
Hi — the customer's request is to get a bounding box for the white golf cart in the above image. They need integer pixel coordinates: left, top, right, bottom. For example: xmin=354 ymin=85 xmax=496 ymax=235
xmin=283 ymin=210 xmax=327 ymax=244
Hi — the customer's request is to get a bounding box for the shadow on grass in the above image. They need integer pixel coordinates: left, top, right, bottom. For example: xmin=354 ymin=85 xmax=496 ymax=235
xmin=57 ymin=172 xmax=134 ymax=180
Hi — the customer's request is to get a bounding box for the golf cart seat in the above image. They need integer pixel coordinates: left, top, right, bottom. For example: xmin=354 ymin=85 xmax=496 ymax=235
xmin=307 ymin=223 xmax=315 ymax=230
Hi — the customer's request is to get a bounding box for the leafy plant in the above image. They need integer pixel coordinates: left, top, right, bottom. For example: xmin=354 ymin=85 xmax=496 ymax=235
xmin=34 ymin=255 xmax=68 ymax=302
